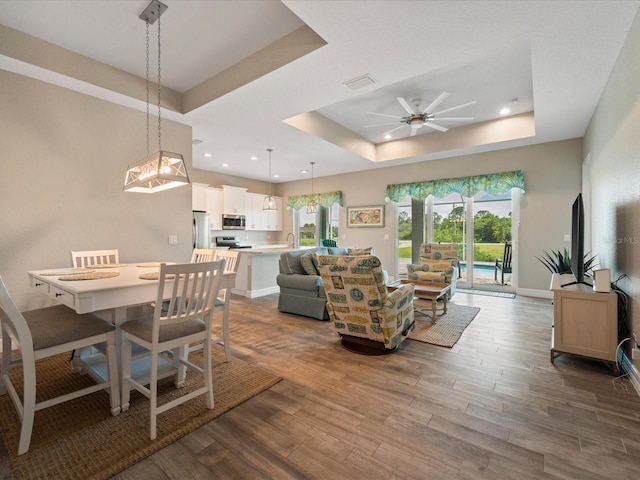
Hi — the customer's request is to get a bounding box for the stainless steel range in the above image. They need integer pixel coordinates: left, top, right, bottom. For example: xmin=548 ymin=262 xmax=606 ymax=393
xmin=215 ymin=236 xmax=252 ymax=249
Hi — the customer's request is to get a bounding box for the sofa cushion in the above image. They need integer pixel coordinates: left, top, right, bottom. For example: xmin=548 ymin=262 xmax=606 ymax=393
xmin=328 ymin=247 xmax=349 ymax=255
xmin=300 ymin=252 xmax=319 ymax=275
xmin=280 ymin=247 xmax=328 ymax=274
xmin=348 ymin=247 xmax=374 ymax=256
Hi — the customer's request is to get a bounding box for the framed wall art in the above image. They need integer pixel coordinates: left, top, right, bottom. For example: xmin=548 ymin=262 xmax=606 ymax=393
xmin=346 ymin=205 xmax=385 ymax=228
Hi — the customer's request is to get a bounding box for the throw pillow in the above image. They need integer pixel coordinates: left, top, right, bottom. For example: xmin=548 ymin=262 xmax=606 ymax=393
xmin=348 ymin=247 xmax=374 ymax=256
xmin=299 ymin=253 xmax=319 ymax=275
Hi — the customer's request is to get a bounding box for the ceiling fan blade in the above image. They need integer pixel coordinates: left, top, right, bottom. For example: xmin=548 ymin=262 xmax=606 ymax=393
xmin=364 ymin=121 xmax=402 ymax=128
xmin=396 ymin=97 xmax=415 ymax=115
xmin=433 ymin=101 xmax=477 ymax=116
xmin=366 ymin=112 xmax=403 ymax=119
xmin=382 ymin=124 xmax=408 ymax=136
xmin=434 ymin=117 xmax=474 ymax=121
xmin=423 ymin=122 xmax=448 ymax=132
xmin=422 ymin=92 xmax=449 ymax=113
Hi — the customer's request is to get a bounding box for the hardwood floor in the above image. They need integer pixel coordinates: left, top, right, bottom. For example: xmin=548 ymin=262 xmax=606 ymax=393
xmin=3 ymin=292 xmax=640 ymax=479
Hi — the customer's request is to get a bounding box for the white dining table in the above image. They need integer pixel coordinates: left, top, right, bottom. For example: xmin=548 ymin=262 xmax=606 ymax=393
xmin=27 ymin=263 xmax=236 ymax=403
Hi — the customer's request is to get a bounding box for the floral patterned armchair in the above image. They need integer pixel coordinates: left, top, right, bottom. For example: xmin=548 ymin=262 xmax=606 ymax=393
xmin=316 ymin=255 xmax=415 ymax=354
xmin=406 ymin=243 xmax=459 ymax=297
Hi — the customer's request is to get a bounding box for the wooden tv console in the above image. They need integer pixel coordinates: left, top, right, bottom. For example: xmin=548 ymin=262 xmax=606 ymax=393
xmin=550 ymin=273 xmax=618 ymax=370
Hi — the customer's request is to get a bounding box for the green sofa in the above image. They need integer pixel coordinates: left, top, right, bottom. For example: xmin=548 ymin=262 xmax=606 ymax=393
xmin=276 ymin=246 xmax=350 ymax=320
xmin=276 ymin=246 xmax=382 ymax=320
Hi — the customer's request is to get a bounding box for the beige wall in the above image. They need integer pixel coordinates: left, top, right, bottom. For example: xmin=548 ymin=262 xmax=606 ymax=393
xmin=584 ymin=10 xmax=640 ymax=342
xmin=276 ymin=139 xmax=583 ymax=290
xmin=0 ymin=70 xmax=193 ymax=311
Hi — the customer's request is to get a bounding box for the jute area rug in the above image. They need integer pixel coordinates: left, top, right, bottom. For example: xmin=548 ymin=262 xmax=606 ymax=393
xmin=408 ymin=301 xmax=480 ymax=348
xmin=0 ymin=349 xmax=281 ymax=480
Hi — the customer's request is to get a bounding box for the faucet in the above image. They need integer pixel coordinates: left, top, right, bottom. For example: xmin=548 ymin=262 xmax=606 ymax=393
xmin=286 ymin=232 xmax=295 ymax=248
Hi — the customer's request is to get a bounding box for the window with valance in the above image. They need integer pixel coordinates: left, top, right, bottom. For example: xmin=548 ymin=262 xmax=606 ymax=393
xmin=386 ymin=170 xmax=525 ymax=202
xmin=287 ymin=191 xmax=343 ymax=210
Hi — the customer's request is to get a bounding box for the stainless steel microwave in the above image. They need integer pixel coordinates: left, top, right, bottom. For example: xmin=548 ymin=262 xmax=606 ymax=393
xmin=222 ymin=214 xmax=246 ymax=230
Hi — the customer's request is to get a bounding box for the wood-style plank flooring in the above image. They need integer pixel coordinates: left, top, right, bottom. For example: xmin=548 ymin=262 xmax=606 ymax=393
xmin=3 ymin=292 xmax=640 ymax=479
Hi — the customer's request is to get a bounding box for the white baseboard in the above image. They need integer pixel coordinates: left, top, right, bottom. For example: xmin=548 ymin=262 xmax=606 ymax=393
xmin=516 ymin=288 xmax=553 ymax=299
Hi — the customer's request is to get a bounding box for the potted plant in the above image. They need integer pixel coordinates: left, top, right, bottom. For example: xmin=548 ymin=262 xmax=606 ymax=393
xmin=537 ymin=248 xmax=597 ymax=275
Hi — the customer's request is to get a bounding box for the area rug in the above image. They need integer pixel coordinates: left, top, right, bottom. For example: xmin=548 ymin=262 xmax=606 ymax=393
xmin=408 ymin=302 xmax=480 ymax=348
xmin=456 ymin=288 xmax=516 ymax=299
xmin=0 ymin=350 xmax=281 ymax=480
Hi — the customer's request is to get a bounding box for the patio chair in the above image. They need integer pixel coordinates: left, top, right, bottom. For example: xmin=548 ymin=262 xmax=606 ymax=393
xmin=494 ymin=241 xmax=512 ymax=284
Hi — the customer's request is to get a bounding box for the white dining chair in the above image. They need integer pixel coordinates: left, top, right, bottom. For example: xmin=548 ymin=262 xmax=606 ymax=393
xmin=120 ymin=260 xmax=225 ymax=440
xmin=188 ymin=249 xmax=239 ymax=361
xmin=0 ymin=276 xmax=120 ymax=456
xmin=190 ymin=248 xmax=215 ymax=263
xmin=71 ymin=249 xmax=120 ymax=268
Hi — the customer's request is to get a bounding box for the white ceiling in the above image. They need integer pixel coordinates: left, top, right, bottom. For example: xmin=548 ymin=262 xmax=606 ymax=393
xmin=1 ymin=0 xmax=638 ymax=183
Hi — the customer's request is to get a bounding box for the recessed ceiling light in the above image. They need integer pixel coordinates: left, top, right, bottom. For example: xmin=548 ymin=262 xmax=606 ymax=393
xmin=500 ymin=107 xmax=510 ymax=115
xmin=384 ymin=134 xmax=392 ymax=140
xmin=203 ymin=153 xmax=212 ymax=157
xmin=250 ymin=156 xmax=258 ymax=160
xmin=274 ymin=174 xmax=279 ymax=178
xmin=222 ymin=163 xmax=228 ymax=167
xmin=301 ymin=169 xmax=309 ymax=174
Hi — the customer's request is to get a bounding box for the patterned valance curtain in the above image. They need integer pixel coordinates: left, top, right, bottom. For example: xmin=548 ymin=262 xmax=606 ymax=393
xmin=386 ymin=170 xmax=525 ymax=202
xmin=287 ymin=191 xmax=343 ymax=210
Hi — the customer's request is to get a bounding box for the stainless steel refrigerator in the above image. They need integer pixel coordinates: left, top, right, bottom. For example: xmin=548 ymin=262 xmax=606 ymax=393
xmin=192 ymin=211 xmax=210 ymax=249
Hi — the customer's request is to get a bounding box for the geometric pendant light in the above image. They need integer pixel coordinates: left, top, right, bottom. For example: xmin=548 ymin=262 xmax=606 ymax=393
xmin=262 ymin=148 xmax=278 ymax=211
xmin=306 ymin=161 xmax=318 ymax=214
xmin=124 ymin=0 xmax=189 ymax=193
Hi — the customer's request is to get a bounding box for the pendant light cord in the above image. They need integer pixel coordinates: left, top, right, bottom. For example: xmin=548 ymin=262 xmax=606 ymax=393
xmin=157 ymin=15 xmax=162 ymax=152
xmin=145 ymin=20 xmax=150 ymax=159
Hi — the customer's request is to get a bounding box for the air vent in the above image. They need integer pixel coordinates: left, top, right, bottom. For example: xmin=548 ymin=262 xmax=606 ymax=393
xmin=343 ymin=74 xmax=377 ymax=90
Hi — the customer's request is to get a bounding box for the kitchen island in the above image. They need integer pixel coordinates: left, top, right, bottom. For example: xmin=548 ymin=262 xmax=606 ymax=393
xmin=229 ymin=246 xmax=312 ymax=298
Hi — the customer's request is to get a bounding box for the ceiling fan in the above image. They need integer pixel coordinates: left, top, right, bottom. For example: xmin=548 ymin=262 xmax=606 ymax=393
xmin=365 ymin=92 xmax=476 ymax=138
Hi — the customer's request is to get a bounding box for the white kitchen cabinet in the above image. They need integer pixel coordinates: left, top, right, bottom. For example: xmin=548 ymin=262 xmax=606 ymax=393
xmin=192 ymin=183 xmax=209 ymax=211
xmin=244 ymin=193 xmax=282 ymax=231
xmin=207 ymin=187 xmax=222 ymax=230
xmin=262 ymin=197 xmax=283 ymax=231
xmin=222 ymin=185 xmax=246 ymax=215
xmin=245 ymin=192 xmax=263 ymax=231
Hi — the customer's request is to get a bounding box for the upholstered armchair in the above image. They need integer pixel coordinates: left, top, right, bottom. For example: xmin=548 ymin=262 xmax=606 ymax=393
xmin=406 ymin=243 xmax=459 ymax=297
xmin=316 ymin=254 xmax=415 ymax=354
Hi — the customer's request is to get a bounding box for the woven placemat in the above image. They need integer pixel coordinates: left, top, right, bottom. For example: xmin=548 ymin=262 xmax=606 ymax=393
xmin=88 ymin=264 xmax=128 ymax=269
xmin=139 ymin=272 xmax=175 ymax=280
xmin=0 ymin=350 xmax=281 ymax=480
xmin=59 ymin=271 xmax=120 ymax=281
xmin=137 ymin=262 xmax=176 ymax=268
xmin=39 ymin=268 xmax=95 ymax=276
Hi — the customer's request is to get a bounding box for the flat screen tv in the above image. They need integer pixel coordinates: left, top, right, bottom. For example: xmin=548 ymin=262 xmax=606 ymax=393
xmin=562 ymin=193 xmax=592 ymax=287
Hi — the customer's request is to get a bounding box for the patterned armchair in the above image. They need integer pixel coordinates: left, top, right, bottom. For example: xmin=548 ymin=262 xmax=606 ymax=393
xmin=316 ymin=255 xmax=415 ymax=354
xmin=407 ymin=243 xmax=459 ymax=297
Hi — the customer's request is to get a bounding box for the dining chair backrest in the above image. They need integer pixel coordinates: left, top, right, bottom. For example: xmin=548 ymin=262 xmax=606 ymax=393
xmin=71 ymin=249 xmax=119 ymax=268
xmin=213 ymin=249 xmax=240 ymax=274
xmin=190 ymin=248 xmax=215 ymax=263
xmin=153 ymin=260 xmax=225 ymax=335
